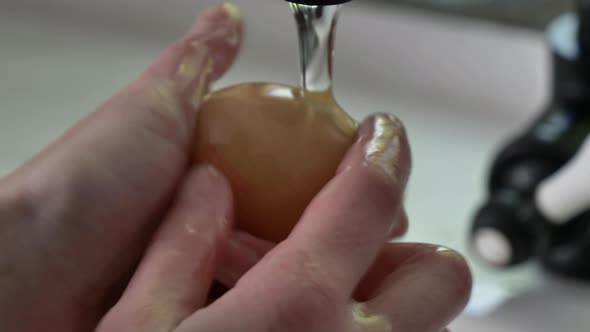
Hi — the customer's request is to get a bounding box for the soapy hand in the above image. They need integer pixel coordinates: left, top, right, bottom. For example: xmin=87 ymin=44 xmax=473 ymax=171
xmin=0 ymin=4 xmax=471 ymax=332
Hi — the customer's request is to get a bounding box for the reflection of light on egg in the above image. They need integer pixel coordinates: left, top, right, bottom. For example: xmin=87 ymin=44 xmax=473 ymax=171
xmin=194 ymin=82 xmax=358 ymax=242
xmin=266 ymin=86 xmax=295 ymax=99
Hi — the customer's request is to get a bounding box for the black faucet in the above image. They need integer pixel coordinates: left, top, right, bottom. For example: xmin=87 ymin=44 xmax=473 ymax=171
xmin=470 ymin=0 xmax=590 ymax=281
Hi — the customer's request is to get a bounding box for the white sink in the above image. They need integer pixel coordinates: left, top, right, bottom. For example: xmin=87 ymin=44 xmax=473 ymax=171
xmin=2 ymin=1 xmax=589 ymax=331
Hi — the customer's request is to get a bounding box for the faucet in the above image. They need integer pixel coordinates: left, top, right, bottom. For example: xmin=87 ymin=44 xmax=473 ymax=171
xmin=470 ymin=0 xmax=590 ymax=281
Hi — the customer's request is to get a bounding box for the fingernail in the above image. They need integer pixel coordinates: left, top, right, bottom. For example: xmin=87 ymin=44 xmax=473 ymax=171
xmin=436 ymin=246 xmax=463 ymax=259
xmin=205 ymin=163 xmax=224 ymax=180
xmin=351 ymin=302 xmax=393 ymax=331
xmin=176 ymin=3 xmax=242 ymax=106
xmin=364 ymin=114 xmax=405 ymax=182
xmin=228 ymin=235 xmax=263 ymax=265
xmin=177 ymin=43 xmax=214 ymax=107
xmin=222 ymin=3 xmax=241 ymax=20
xmin=188 ymin=3 xmax=242 ymax=41
xmin=217 ymin=236 xmax=262 ymax=287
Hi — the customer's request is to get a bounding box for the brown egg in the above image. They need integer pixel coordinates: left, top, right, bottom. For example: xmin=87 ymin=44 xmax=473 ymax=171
xmin=194 ymin=83 xmax=358 ymax=242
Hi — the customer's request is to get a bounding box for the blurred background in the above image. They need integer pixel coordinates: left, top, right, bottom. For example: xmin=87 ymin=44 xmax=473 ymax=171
xmin=1 ymin=0 xmax=590 ymax=331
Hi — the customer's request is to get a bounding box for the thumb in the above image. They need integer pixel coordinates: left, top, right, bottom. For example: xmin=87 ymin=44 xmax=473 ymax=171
xmin=3 ymin=3 xmax=243 ymax=320
xmin=19 ymin=3 xmax=242 ymax=232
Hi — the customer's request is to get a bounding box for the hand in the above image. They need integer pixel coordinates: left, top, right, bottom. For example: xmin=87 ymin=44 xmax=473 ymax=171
xmin=0 ymin=4 xmax=243 ymax=330
xmin=0 ymin=3 xmax=471 ymax=332
xmin=97 ymin=113 xmax=471 ymax=332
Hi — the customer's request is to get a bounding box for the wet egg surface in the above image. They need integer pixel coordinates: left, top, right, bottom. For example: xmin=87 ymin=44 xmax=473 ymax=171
xmin=194 ymin=83 xmax=358 ymax=242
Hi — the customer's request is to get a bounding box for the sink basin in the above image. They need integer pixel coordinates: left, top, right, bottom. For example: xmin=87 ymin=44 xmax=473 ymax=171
xmin=1 ymin=0 xmax=589 ymax=331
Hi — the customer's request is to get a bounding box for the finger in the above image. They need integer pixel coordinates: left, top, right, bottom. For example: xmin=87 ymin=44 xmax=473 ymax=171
xmin=184 ymin=114 xmax=412 ymax=331
xmin=12 ymin=2 xmax=243 ymax=314
xmin=354 ymin=243 xmax=455 ymax=301
xmin=97 ymin=165 xmax=233 ymax=332
xmin=351 ymin=244 xmax=472 ymax=332
xmin=216 ymin=231 xmax=275 ymax=288
xmin=142 ymin=4 xmax=242 ymax=84
xmin=271 ymin=113 xmax=412 ymax=297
